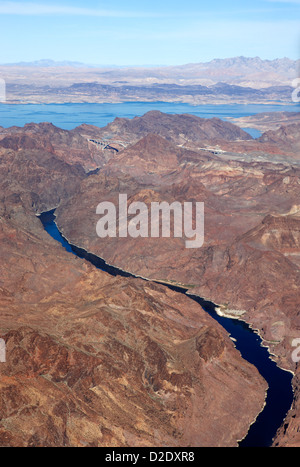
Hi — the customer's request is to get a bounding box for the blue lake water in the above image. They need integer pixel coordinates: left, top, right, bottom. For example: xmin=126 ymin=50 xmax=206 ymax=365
xmin=0 ymin=102 xmax=298 ymax=136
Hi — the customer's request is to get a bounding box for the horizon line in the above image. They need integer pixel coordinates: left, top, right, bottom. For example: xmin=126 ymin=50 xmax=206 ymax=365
xmin=0 ymin=55 xmax=298 ymax=68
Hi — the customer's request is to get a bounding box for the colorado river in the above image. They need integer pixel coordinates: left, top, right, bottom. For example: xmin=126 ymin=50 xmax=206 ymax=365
xmin=39 ymin=209 xmax=294 ymax=447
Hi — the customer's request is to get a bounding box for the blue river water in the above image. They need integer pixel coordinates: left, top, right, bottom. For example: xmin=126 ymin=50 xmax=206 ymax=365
xmin=40 ymin=210 xmax=294 ymax=448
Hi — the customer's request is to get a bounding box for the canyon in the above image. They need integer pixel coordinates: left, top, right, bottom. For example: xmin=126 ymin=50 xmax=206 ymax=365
xmin=0 ymin=110 xmax=299 ymax=446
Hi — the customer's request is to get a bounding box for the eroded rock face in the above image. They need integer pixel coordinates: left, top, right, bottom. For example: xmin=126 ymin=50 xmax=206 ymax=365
xmin=0 ymin=120 xmax=268 ymax=447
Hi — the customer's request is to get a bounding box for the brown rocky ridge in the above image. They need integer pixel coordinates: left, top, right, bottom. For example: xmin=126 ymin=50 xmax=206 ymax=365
xmin=72 ymin=110 xmax=300 ymax=166
xmin=86 ymin=110 xmax=253 ymax=145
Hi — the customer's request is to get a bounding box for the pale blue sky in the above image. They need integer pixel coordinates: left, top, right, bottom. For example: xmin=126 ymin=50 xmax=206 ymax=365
xmin=0 ymin=0 xmax=299 ymax=65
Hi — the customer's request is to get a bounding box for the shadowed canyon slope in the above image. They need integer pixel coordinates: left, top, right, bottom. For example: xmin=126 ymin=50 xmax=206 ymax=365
xmin=0 ymin=116 xmax=271 ymax=446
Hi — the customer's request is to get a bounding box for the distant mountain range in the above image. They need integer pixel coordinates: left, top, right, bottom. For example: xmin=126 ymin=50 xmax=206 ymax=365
xmin=0 ymin=56 xmax=299 ymax=104
xmin=2 ymin=59 xmax=92 ymax=68
xmin=2 ymin=56 xmax=299 ymax=70
xmin=2 ymin=59 xmax=132 ymax=69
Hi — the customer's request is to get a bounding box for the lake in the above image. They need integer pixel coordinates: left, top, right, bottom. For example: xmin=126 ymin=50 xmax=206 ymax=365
xmin=0 ymin=102 xmax=298 ymax=137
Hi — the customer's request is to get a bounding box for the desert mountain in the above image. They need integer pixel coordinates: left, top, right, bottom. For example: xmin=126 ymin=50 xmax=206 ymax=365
xmin=93 ymin=110 xmax=253 ymax=145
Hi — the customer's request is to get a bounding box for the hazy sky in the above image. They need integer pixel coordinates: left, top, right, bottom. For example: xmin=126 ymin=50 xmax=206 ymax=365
xmin=0 ymin=0 xmax=299 ymax=65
